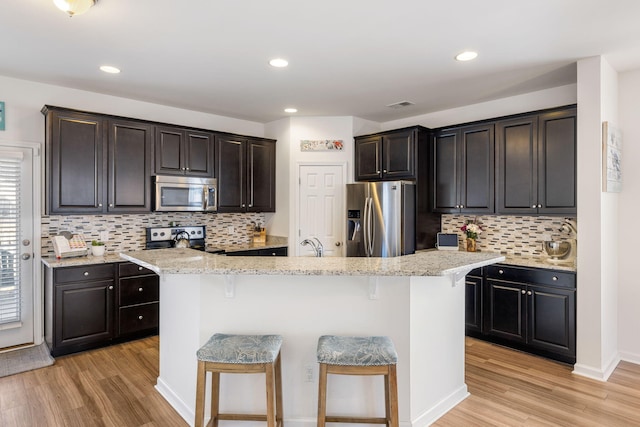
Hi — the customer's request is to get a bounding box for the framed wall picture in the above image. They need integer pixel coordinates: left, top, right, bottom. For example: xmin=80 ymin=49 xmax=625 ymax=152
xmin=602 ymin=121 xmax=622 ymax=193
xmin=0 ymin=101 xmax=5 ymax=131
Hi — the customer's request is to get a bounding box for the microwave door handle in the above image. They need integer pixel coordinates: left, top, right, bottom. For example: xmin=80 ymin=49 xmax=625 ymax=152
xmin=203 ymin=186 xmax=209 ymax=210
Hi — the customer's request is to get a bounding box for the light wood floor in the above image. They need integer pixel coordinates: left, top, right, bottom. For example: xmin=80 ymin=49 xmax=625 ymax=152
xmin=1 ymin=336 xmax=639 ymax=426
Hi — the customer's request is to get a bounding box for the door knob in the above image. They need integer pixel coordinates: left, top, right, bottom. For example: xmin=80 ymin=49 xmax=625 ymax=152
xmin=335 ymin=242 xmax=341 ymax=247
xmin=21 ymin=253 xmax=31 ymax=260
xmin=22 ymin=239 xmax=30 ymax=246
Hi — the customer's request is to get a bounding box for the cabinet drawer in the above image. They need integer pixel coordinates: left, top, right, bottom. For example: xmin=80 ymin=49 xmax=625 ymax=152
xmin=487 ymin=264 xmax=575 ymax=289
xmin=119 ymin=261 xmax=155 ymax=277
xmin=119 ymin=303 xmax=159 ymax=335
xmin=55 ymin=264 xmax=115 ymax=284
xmin=119 ymin=276 xmax=159 ymax=306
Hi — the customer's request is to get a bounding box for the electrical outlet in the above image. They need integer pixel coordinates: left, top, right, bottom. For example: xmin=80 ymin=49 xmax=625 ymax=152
xmin=304 ymin=364 xmax=314 ymax=382
xmin=99 ymin=230 xmax=109 ymax=241
xmin=227 ymin=226 xmax=235 ymax=235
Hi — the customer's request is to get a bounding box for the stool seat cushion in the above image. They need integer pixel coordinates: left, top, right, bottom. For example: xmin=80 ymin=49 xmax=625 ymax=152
xmin=197 ymin=333 xmax=282 ymax=364
xmin=317 ymin=335 xmax=398 ymax=366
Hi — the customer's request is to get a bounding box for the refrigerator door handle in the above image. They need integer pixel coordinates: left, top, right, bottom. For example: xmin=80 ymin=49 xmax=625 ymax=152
xmin=366 ymin=196 xmax=374 ymax=257
xmin=363 ymin=197 xmax=370 ymax=256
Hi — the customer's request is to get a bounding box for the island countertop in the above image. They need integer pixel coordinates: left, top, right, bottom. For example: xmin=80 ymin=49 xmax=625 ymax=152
xmin=120 ymin=248 xmax=504 ymax=276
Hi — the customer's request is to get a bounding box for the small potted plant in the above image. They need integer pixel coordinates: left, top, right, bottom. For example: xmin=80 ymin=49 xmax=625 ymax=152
xmin=91 ymin=240 xmax=106 ymax=256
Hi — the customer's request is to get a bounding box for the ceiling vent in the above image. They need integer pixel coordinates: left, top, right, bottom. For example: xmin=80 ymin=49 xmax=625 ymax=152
xmin=386 ymin=101 xmax=414 ymax=109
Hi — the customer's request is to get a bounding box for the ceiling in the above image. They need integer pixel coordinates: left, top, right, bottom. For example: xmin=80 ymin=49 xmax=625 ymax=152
xmin=3 ymin=1 xmax=640 ymax=123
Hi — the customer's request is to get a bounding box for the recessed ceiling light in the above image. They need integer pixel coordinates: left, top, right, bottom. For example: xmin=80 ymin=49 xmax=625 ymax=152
xmin=455 ymin=51 xmax=478 ymax=62
xmin=269 ymin=58 xmax=289 ymax=68
xmin=284 ymin=108 xmax=297 ymax=113
xmin=100 ymin=65 xmax=121 ymax=74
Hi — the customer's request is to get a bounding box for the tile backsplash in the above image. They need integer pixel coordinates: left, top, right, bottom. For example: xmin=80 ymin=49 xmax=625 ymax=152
xmin=41 ymin=212 xmax=267 ymax=257
xmin=441 ymin=214 xmax=577 ymax=257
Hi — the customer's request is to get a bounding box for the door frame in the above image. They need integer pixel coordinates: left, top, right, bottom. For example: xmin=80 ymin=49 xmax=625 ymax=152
xmin=0 ymin=141 xmax=43 ymax=347
xmin=294 ymin=161 xmax=348 ymax=257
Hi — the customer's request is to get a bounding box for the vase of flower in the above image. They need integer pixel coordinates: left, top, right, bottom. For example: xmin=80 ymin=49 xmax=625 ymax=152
xmin=460 ymin=219 xmax=483 ymax=252
xmin=466 ymin=238 xmax=477 ymax=252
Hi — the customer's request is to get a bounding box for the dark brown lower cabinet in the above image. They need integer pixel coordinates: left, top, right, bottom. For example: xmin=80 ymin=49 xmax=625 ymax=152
xmin=45 ymin=262 xmax=159 ymax=357
xmin=466 ymin=264 xmax=576 ymax=364
xmin=464 ymin=268 xmax=483 ymax=334
xmin=224 ymin=247 xmax=288 ymax=256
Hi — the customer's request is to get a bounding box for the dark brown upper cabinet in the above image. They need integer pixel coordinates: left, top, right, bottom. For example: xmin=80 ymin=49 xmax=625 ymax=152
xmin=44 ymin=107 xmax=153 ymax=214
xmin=355 ymin=127 xmax=425 ymax=181
xmin=432 ymin=124 xmax=494 ymax=214
xmin=154 ymin=126 xmax=214 ymax=177
xmin=216 ymin=135 xmax=276 ymax=213
xmin=496 ymin=107 xmax=576 ymax=215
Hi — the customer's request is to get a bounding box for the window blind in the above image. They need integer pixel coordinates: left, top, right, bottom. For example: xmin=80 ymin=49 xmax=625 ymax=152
xmin=0 ymin=153 xmax=22 ymax=325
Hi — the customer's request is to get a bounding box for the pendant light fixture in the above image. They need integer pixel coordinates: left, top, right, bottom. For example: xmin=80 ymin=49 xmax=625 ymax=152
xmin=53 ymin=0 xmax=97 ymax=17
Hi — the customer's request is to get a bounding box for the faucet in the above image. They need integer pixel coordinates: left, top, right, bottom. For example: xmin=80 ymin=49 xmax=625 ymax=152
xmin=559 ymin=218 xmax=577 ymax=236
xmin=301 ymin=237 xmax=324 ymax=257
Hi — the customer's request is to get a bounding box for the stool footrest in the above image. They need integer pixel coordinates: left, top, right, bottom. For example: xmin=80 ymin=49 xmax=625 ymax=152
xmin=325 ymin=416 xmax=389 ymax=424
xmin=216 ymin=413 xmax=268 ymax=421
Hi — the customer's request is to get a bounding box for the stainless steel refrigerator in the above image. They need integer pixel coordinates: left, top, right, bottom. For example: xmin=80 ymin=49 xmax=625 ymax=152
xmin=346 ymin=181 xmax=415 ymax=257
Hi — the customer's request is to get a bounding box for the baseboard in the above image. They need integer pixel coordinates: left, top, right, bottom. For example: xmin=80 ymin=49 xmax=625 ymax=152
xmin=572 ymin=352 xmax=621 ymax=381
xmin=411 ymin=384 xmax=470 ymax=427
xmin=619 ymin=350 xmax=640 ymax=365
xmin=155 ymin=377 xmax=193 ymax=426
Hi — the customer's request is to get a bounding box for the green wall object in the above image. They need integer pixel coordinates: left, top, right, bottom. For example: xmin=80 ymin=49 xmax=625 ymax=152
xmin=0 ymin=101 xmax=4 ymax=131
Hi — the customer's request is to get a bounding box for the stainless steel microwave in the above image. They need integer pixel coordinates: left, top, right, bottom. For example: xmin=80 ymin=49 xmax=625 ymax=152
xmin=153 ymin=175 xmax=217 ymax=212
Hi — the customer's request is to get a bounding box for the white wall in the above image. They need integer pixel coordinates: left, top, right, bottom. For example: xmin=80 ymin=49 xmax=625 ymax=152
xmin=381 ymin=84 xmax=578 ymax=130
xmin=573 ymin=56 xmax=620 ymax=380
xmin=618 ymin=68 xmax=640 ymax=364
xmin=0 ymin=75 xmax=264 ymax=148
xmin=264 ymin=118 xmax=291 ymax=237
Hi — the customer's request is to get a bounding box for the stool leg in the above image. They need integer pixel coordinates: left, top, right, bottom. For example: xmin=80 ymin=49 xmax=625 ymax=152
xmin=387 ymin=364 xmax=399 ymax=427
xmin=265 ymin=362 xmax=276 ymax=427
xmin=317 ymin=363 xmax=328 ymax=427
xmin=194 ymin=361 xmax=206 ymax=427
xmin=210 ymin=371 xmax=220 ymax=427
xmin=274 ymin=353 xmax=284 ymax=427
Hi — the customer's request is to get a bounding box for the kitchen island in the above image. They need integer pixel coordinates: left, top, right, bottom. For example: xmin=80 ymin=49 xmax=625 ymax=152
xmin=120 ymin=249 xmax=504 ymax=427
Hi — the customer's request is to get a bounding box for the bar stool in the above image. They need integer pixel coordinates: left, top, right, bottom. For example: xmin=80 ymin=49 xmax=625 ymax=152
xmin=316 ymin=335 xmax=399 ymax=427
xmin=195 ymin=333 xmax=283 ymax=427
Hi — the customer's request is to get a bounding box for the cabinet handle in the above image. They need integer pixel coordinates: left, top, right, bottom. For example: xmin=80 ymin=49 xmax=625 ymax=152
xmin=531 ymin=205 xmax=536 ymax=209
xmin=185 ymin=167 xmax=190 ymax=171
xmin=138 ymin=315 xmax=143 ymax=320
xmin=455 ymin=205 xmax=460 ymax=209
xmin=527 ymin=290 xmax=532 ymax=296
xmin=108 ymin=285 xmax=113 ymax=290
xmin=521 ymin=289 xmax=526 ymax=294
xmin=498 ymin=269 xmax=504 ymax=274
xmin=271 ymin=252 xmax=276 ymax=256
xmin=460 ymin=204 xmax=464 ymax=208
xmin=98 ymin=203 xmax=103 ymax=207
xmin=383 ymin=169 xmax=387 ymax=173
xmin=552 ymin=276 xmax=558 ymax=281
xmin=376 ymin=170 xmax=381 ymax=174
xmin=83 ymin=271 xmax=89 ymax=276
xmin=138 ymin=266 xmax=143 ymax=271
xmin=109 ymin=203 xmax=113 ymax=207
xmin=242 ymin=204 xmax=246 ymax=208
xmin=537 ymin=204 xmax=542 ymax=208
xmin=138 ymin=287 xmax=144 ymax=292
xmin=248 ymin=204 xmax=252 ymax=207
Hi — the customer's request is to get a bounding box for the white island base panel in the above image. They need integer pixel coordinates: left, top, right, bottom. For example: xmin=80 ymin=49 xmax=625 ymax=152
xmin=155 ymin=273 xmax=468 ymax=427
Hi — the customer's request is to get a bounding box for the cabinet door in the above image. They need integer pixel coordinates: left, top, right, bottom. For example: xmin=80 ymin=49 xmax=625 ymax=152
xmin=54 ymin=279 xmax=114 ymax=351
xmin=185 ymin=130 xmax=214 ymax=177
xmin=216 ymin=135 xmax=246 ymax=212
xmin=382 ymin=129 xmax=415 ymax=180
xmin=155 ymin=126 xmax=184 ymax=175
xmin=354 ymin=135 xmax=382 ymax=181
xmin=496 ymin=116 xmax=538 ymax=214
xmin=465 ymin=274 xmax=483 ymax=334
xmin=460 ymin=124 xmax=494 ymax=213
xmin=432 ymin=129 xmax=459 ymax=212
xmin=247 ymin=139 xmax=276 ymax=212
xmin=538 ymin=109 xmax=577 ymax=215
xmin=47 ymin=110 xmax=106 ymax=214
xmin=108 ymin=120 xmax=153 ymax=212
xmin=527 ymin=284 xmax=576 ymax=359
xmin=484 ymin=280 xmax=526 ymax=343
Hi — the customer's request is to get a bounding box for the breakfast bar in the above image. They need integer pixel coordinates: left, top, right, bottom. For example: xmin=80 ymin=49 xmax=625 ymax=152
xmin=120 ymin=249 xmax=504 ymax=427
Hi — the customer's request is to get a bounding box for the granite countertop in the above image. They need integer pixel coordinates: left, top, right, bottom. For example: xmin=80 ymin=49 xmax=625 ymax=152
xmin=211 ymin=235 xmax=288 ymax=253
xmin=501 ymin=254 xmax=576 ymax=272
xmin=41 ymin=253 xmax=127 ymax=268
xmin=120 ymin=248 xmax=505 ymax=277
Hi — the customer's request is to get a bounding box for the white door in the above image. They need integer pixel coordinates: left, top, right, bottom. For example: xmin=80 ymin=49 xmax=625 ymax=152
xmin=0 ymin=146 xmax=34 ymax=349
xmin=298 ymin=164 xmax=345 ymax=257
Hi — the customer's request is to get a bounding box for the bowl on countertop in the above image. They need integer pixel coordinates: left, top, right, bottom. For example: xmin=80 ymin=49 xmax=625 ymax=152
xmin=543 ymin=240 xmax=571 ymax=259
